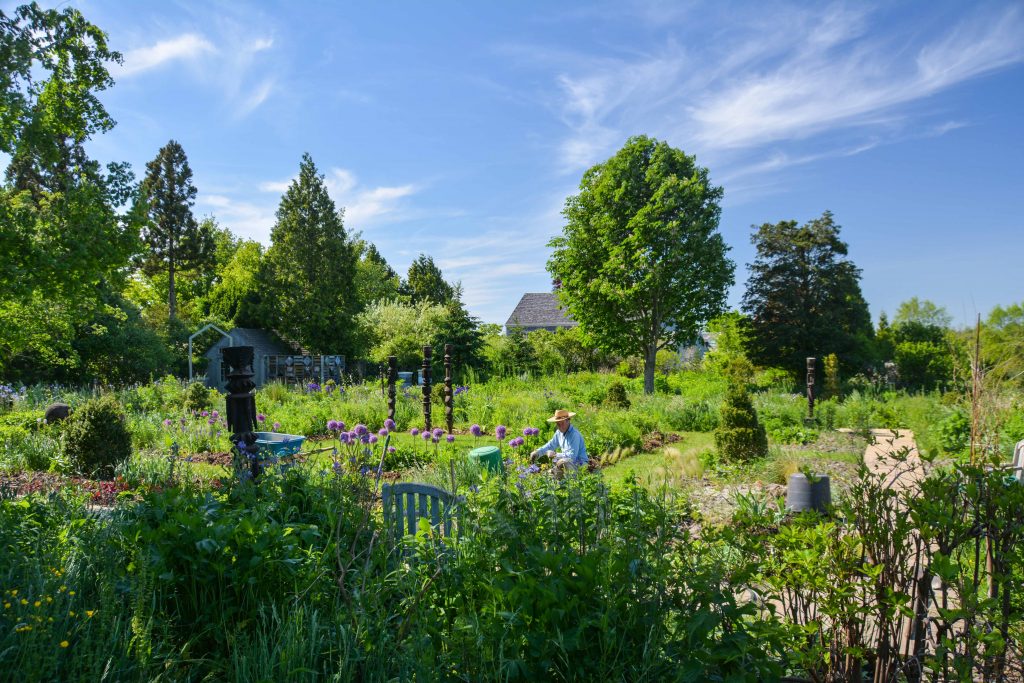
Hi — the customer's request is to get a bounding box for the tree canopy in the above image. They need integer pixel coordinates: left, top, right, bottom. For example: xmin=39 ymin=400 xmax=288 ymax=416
xmin=137 ymin=140 xmax=214 ymax=321
xmin=401 ymin=254 xmax=454 ymax=306
xmin=259 ymin=153 xmax=358 ymax=355
xmin=742 ymin=211 xmax=873 ymax=374
xmin=547 ymin=135 xmax=734 ymax=393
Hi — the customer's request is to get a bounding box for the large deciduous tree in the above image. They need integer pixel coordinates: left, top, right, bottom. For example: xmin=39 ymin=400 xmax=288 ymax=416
xmin=137 ymin=140 xmax=213 ymax=321
xmin=1 ymin=4 xmax=140 ymax=377
xmin=742 ymin=211 xmax=873 ymax=374
xmin=261 ymin=153 xmax=358 ymax=354
xmin=547 ymin=135 xmax=734 ymax=394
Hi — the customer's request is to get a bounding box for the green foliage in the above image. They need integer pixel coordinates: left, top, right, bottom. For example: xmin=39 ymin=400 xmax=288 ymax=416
xmin=548 ymin=135 xmax=734 ymax=393
xmin=136 ymin=140 xmax=213 ymax=321
xmin=938 ymin=407 xmax=971 ymax=454
xmin=982 ymin=301 xmax=1024 ymax=388
xmin=714 ymin=384 xmax=768 ymax=462
xmin=604 ymin=380 xmax=631 ymax=409
xmin=201 ymin=240 xmax=264 ymax=325
xmin=400 ymin=253 xmax=453 ymax=305
xmin=260 ymin=153 xmax=358 ymax=355
xmin=822 ymin=352 xmax=840 ymax=398
xmin=890 ymin=319 xmax=960 ymax=391
xmin=742 ymin=210 xmax=874 ymax=374
xmin=894 ymin=296 xmax=952 ymax=328
xmin=353 ymin=239 xmax=400 ymax=309
xmin=182 ymin=381 xmax=213 ymax=414
xmin=60 ymin=394 xmax=131 ymax=478
xmin=357 ymin=299 xmax=448 ymax=368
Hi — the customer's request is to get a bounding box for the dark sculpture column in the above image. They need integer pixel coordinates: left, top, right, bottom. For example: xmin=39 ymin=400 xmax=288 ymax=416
xmin=387 ymin=355 xmax=397 ymax=423
xmin=422 ymin=346 xmax=432 ymax=432
xmin=444 ymin=343 xmax=454 ymax=434
xmin=223 ymin=346 xmax=260 ymax=478
xmin=806 ymin=356 xmax=816 ymax=422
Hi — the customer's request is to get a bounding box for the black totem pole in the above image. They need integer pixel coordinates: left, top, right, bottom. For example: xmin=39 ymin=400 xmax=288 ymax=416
xmin=444 ymin=343 xmax=454 ymax=434
xmin=387 ymin=355 xmax=397 ymax=424
xmin=422 ymin=346 xmax=432 ymax=432
xmin=223 ymin=346 xmax=261 ymax=478
xmin=806 ymin=356 xmax=816 ymax=422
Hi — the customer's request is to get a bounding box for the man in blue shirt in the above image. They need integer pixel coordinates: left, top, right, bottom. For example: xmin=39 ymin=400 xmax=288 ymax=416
xmin=531 ymin=408 xmax=588 ymax=475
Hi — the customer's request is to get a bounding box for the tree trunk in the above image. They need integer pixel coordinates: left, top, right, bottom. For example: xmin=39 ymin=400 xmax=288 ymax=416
xmin=168 ymin=262 xmax=177 ymax=321
xmin=643 ymin=341 xmax=657 ymax=394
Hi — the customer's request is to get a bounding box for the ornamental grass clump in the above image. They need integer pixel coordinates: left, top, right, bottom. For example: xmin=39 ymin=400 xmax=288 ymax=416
xmin=61 ymin=395 xmax=132 ymax=479
xmin=714 ymin=383 xmax=768 ymax=462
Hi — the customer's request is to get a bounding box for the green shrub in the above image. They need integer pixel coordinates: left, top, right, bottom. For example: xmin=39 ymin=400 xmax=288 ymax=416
xmin=183 ymin=381 xmax=214 ymax=413
xmin=605 ymin=380 xmax=631 ymax=409
xmin=714 ymin=384 xmax=768 ymax=462
xmin=60 ymin=395 xmax=132 ymax=479
xmin=938 ymin=408 xmax=971 ymax=454
xmin=668 ymin=400 xmax=719 ymax=432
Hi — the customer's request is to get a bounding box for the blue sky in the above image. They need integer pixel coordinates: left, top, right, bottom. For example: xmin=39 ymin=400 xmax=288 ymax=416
xmin=17 ymin=1 xmax=1024 ymax=326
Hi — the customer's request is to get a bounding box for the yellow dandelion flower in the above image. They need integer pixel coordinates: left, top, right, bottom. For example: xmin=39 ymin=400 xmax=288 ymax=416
xmin=20 ymin=599 xmax=28 ymax=605
xmin=46 ymin=596 xmax=53 ymax=603
xmin=10 ymin=589 xmax=17 ymax=596
xmin=68 ymin=591 xmax=75 ymax=596
xmin=85 ymin=610 xmax=94 ymax=618
xmin=60 ymin=641 xmax=69 ymax=648
xmin=34 ymin=601 xmax=41 ymax=607
xmin=59 ymin=586 xmax=66 ymax=592
xmin=69 ymin=611 xmax=76 ymax=617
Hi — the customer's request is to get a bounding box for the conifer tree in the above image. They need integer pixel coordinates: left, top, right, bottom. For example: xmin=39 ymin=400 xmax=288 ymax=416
xmin=714 ymin=383 xmax=768 ymax=462
xmin=137 ymin=140 xmax=213 ymax=321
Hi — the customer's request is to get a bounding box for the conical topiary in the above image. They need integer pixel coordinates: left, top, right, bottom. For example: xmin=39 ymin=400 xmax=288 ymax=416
xmin=714 ymin=383 xmax=768 ymax=462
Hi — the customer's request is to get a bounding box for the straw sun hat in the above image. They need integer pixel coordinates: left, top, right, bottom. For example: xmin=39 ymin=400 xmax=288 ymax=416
xmin=546 ymin=409 xmax=576 ymax=423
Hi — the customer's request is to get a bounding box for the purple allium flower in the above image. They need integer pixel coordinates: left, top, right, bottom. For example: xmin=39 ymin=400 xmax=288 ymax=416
xmin=432 ymin=436 xmax=440 ymax=444
xmin=327 ymin=419 xmax=339 ymax=432
xmin=378 ymin=428 xmax=388 ymax=437
xmin=421 ymin=431 xmax=431 ymax=441
xmin=339 ymin=432 xmax=350 ymax=444
xmin=470 ymin=424 xmax=482 ymax=437
xmin=212 ymin=410 xmax=219 ymax=418
xmin=360 ymin=434 xmax=370 ymax=444
xmin=410 ymin=428 xmax=420 ymax=436
xmin=201 ymin=410 xmax=209 ymax=417
xmin=272 ymin=422 xmax=281 ymax=431
xmin=163 ymin=419 xmax=173 ymax=427
xmin=208 ymin=417 xmax=216 ymax=425
xmin=432 ymin=427 xmax=444 ymax=438
xmin=257 ymin=413 xmax=266 ymax=423
xmin=495 ymin=425 xmax=507 ymax=440
xmin=387 ymin=446 xmax=397 ymax=454
xmin=522 ymin=427 xmax=531 ymax=437
xmin=384 ymin=418 xmax=396 ymax=431
xmin=446 ymin=434 xmax=455 ymax=443
xmin=369 ymin=435 xmax=378 ymax=444
xmin=354 ymin=424 xmax=368 ymax=436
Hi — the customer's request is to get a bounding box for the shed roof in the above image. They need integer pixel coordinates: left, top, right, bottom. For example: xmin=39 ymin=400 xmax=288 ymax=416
xmin=504 ymin=293 xmax=577 ymax=330
xmin=203 ymin=328 xmax=293 ymax=359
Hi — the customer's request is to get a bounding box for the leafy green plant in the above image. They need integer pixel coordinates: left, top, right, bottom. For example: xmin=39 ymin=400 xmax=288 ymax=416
xmin=604 ymin=380 xmax=631 ymax=409
xmin=60 ymin=395 xmax=132 ymax=479
xmin=714 ymin=383 xmax=768 ymax=462
xmin=182 ymin=381 xmax=214 ymax=413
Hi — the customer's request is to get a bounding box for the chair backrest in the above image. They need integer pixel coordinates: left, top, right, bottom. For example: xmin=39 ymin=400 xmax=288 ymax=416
xmin=382 ymin=482 xmax=458 ymax=539
xmin=1013 ymin=440 xmax=1024 ymax=484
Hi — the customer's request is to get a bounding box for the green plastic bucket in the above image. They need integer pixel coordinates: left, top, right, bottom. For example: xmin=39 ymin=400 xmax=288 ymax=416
xmin=468 ymin=445 xmax=503 ymax=473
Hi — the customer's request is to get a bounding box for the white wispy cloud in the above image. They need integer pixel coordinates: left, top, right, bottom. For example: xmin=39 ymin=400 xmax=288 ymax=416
xmin=116 ymin=23 xmax=277 ymax=117
xmin=259 ymin=168 xmax=420 ymax=229
xmin=118 ymin=33 xmax=214 ymax=76
xmin=533 ymin=4 xmax=1024 ymax=176
xmin=198 ymin=194 xmax=276 ymax=242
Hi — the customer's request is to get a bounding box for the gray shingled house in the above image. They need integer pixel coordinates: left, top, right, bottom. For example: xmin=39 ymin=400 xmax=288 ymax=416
xmin=505 ymin=293 xmax=578 ymax=334
xmin=204 ymin=328 xmax=292 ymax=390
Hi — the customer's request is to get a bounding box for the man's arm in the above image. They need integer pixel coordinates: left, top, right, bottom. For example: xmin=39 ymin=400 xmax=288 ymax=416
xmin=565 ymin=429 xmax=587 ymax=465
xmin=532 ymin=432 xmax=559 ymax=458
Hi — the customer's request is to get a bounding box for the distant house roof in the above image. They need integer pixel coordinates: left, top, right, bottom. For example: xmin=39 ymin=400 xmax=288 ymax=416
xmin=203 ymin=328 xmax=294 ymax=359
xmin=505 ymin=293 xmax=577 ymax=331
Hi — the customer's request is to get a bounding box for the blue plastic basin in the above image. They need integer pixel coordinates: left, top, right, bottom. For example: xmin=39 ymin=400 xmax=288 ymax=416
xmin=254 ymin=432 xmax=306 ymax=458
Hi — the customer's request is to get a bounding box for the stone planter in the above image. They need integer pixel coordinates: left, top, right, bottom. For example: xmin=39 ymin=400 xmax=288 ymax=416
xmin=786 ymin=472 xmax=831 ymax=512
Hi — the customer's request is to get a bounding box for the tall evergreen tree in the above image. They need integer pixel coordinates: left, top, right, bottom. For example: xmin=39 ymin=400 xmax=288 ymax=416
xmin=260 ymin=153 xmax=357 ymax=354
xmin=137 ymin=140 xmax=213 ymax=321
xmin=741 ymin=211 xmax=873 ymax=373
xmin=401 ymin=254 xmax=454 ymax=305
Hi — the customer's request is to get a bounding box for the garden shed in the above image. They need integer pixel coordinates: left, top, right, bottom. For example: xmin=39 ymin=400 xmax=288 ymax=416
xmin=504 ymin=292 xmax=578 ymax=334
xmin=203 ymin=328 xmax=292 ymax=390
